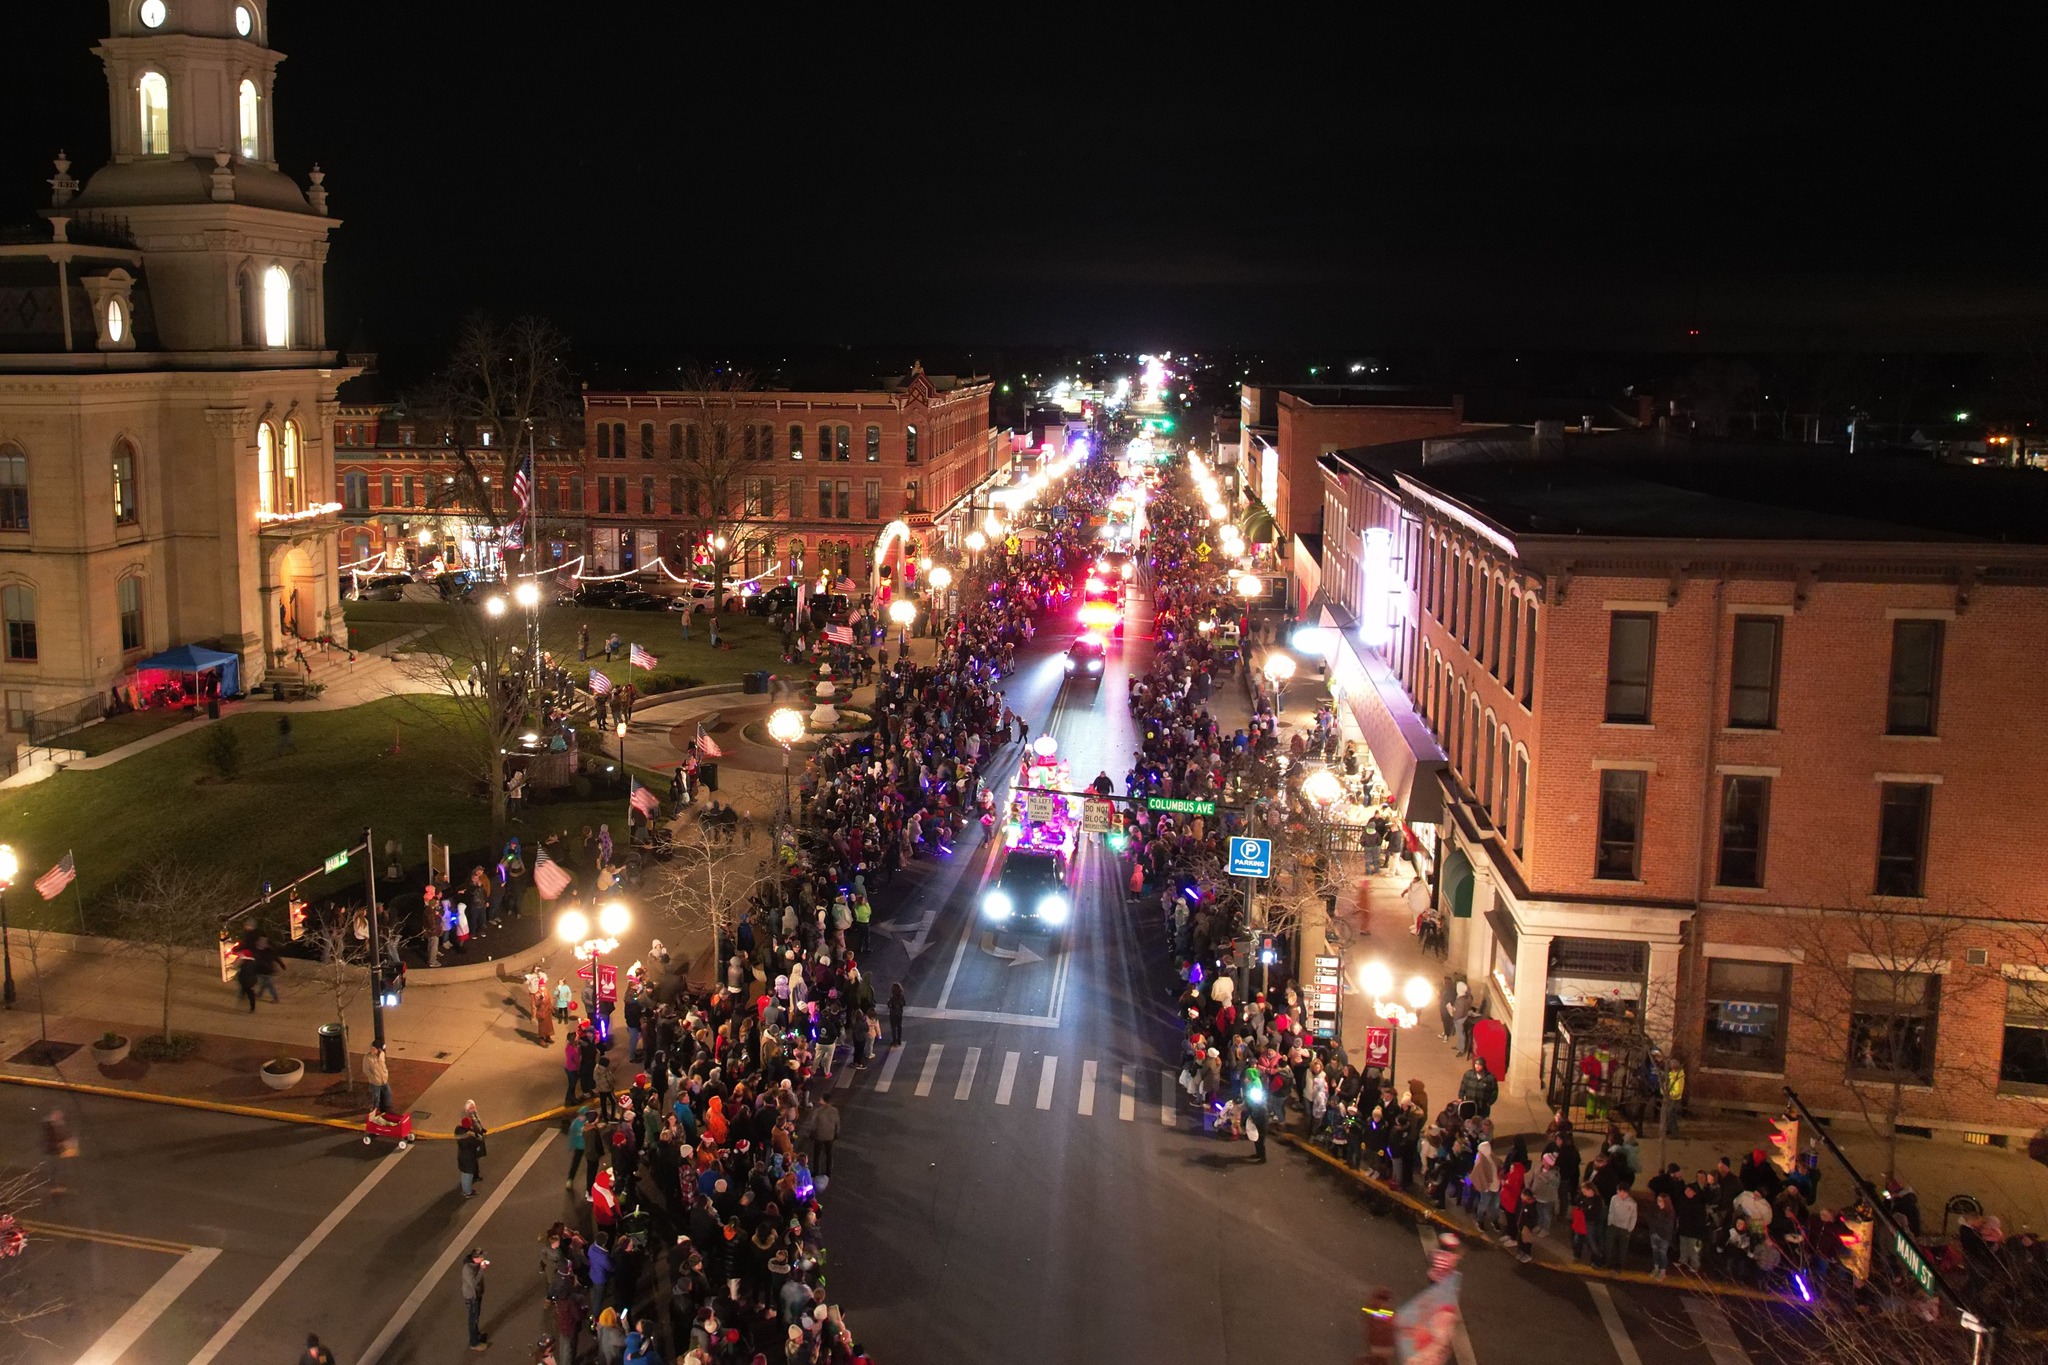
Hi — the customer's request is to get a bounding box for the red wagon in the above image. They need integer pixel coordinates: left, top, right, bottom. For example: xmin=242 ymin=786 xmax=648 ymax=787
xmin=363 ymin=1109 xmax=414 ymax=1149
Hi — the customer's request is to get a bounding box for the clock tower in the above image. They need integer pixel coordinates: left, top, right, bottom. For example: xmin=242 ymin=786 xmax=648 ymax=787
xmin=0 ymin=0 xmax=354 ymax=732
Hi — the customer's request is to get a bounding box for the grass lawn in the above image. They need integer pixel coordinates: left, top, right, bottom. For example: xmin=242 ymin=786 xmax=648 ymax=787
xmin=0 ymin=695 xmax=636 ymax=935
xmin=54 ymin=708 xmax=197 ymax=757
xmin=336 ymin=618 xmax=422 ymax=651
xmin=344 ymin=599 xmax=788 ymax=692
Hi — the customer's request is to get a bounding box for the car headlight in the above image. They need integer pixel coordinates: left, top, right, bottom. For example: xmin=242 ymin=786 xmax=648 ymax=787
xmin=1036 ymin=893 xmax=1069 ymax=926
xmin=1064 ymin=658 xmax=1075 ymax=672
xmin=983 ymin=889 xmax=1013 ymax=920
xmin=1087 ymin=659 xmax=1102 ymax=672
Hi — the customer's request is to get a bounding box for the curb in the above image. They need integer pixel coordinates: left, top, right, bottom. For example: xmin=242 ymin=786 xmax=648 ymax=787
xmin=1276 ymin=1132 xmax=1790 ymax=1303
xmin=0 ymin=1071 xmax=571 ymax=1141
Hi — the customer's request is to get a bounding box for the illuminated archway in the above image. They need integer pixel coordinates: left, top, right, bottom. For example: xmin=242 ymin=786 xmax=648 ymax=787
xmin=871 ymin=518 xmax=911 ymax=595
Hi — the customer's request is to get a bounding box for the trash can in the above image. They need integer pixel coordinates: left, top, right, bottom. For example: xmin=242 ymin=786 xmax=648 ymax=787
xmin=317 ymin=1022 xmax=347 ymax=1074
xmin=699 ymin=760 xmax=719 ymax=793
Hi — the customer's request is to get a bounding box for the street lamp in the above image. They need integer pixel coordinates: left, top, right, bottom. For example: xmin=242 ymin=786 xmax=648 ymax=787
xmin=1235 ymin=572 xmax=1262 ymax=599
xmin=557 ymin=899 xmax=630 ymax=1047
xmin=964 ymin=530 xmax=986 ymax=555
xmin=1355 ymin=959 xmax=1434 ymax=1088
xmin=514 ymin=581 xmax=540 ymax=608
xmin=768 ymin=706 xmax=806 ymax=823
xmin=1303 ymin=766 xmax=1345 ymax=812
xmin=983 ymin=513 xmax=1004 ymax=539
xmin=484 ymin=594 xmax=507 ymax=618
xmin=889 ymin=597 xmax=917 ymax=657
xmin=928 ymin=565 xmax=953 ymax=592
xmin=0 ymin=844 xmax=14 ymax=1006
xmin=1263 ymin=651 xmax=1296 ymax=701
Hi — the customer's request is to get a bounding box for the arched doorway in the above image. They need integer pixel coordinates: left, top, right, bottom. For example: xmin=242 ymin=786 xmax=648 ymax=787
xmin=265 ymin=534 xmax=337 ymax=667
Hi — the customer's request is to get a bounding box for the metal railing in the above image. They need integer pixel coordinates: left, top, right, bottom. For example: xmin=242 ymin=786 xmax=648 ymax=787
xmin=26 ymin=693 xmax=107 ymax=745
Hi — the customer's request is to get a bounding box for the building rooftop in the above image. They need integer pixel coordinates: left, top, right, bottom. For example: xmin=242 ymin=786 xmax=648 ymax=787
xmin=1326 ymin=427 xmax=2048 ymax=546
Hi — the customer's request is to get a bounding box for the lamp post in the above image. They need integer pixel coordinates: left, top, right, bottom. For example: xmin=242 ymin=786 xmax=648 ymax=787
xmin=768 ymin=706 xmax=806 ymax=825
xmin=888 ymin=597 xmax=917 ymax=660
xmin=1357 ymin=960 xmax=1434 ymax=1088
xmin=0 ymin=844 xmax=15 ymax=1007
xmin=927 ymin=564 xmax=953 ymax=635
xmin=557 ymin=899 xmax=630 ymax=1048
xmin=1263 ymin=650 xmax=1297 ymax=706
xmin=963 ymin=529 xmax=986 ymax=578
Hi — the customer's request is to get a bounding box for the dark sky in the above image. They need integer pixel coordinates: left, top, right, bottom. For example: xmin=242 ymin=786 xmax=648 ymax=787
xmin=5 ymin=7 xmax=2041 ymax=359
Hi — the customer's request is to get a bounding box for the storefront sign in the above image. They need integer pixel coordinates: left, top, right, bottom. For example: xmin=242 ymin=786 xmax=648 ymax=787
xmin=1146 ymin=796 xmax=1215 ymax=816
xmin=1362 ymin=1025 xmax=1394 ymax=1069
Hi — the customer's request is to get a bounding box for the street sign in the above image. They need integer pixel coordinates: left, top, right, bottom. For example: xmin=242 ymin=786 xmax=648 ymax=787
xmin=1227 ymin=836 xmax=1272 ymax=878
xmin=1195 ymin=541 xmax=1212 ymax=560
xmin=1363 ymin=1026 xmax=1394 ymax=1069
xmin=1889 ymin=1223 xmax=1938 ymax=1296
xmin=575 ymin=962 xmax=621 ymax=1002
xmin=323 ymin=849 xmax=351 ymax=874
xmin=1025 ymin=791 xmax=1055 ymax=822
xmin=1145 ymin=796 xmax=1215 ymax=816
xmin=1005 ymin=535 xmax=1021 ymax=555
xmin=1082 ymin=800 xmax=1110 ymax=834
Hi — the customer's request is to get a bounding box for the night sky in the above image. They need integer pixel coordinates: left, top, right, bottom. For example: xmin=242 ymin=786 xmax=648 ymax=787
xmin=3 ymin=8 xmax=2040 ymax=362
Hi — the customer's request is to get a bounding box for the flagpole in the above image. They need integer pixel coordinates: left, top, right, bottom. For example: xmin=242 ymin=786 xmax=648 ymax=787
xmin=70 ymin=852 xmax=85 ymax=933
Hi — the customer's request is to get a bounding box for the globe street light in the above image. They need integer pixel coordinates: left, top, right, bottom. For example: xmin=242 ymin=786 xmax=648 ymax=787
xmin=0 ymin=843 xmax=15 ymax=1006
xmin=964 ymin=530 xmax=987 ymax=555
xmin=557 ymin=900 xmax=629 ymax=1047
xmin=1303 ymin=765 xmax=1345 ymax=811
xmin=1355 ymin=958 xmax=1434 ymax=1087
xmin=928 ymin=565 xmax=953 ymax=592
xmin=1236 ymin=572 xmax=1262 ymax=599
xmin=768 ymin=706 xmax=806 ymax=822
xmin=514 ymin=581 xmax=540 ymax=609
xmin=485 ymin=594 xmax=507 ymax=618
xmin=889 ymin=597 xmax=917 ymax=657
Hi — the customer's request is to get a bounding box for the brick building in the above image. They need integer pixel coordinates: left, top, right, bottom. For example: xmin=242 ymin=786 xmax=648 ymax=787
xmin=1316 ymin=424 xmax=2048 ymax=1139
xmin=580 ymin=366 xmax=1003 ymax=585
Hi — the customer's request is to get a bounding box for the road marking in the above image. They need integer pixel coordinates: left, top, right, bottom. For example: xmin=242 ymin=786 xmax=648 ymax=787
xmin=1078 ymin=1059 xmax=1097 ymax=1116
xmin=356 ymin=1129 xmax=557 ymax=1365
xmin=21 ymin=1219 xmax=191 ymax=1256
xmin=995 ymin=1051 xmax=1019 ymax=1105
xmin=1684 ymin=1295 xmax=1753 ymax=1365
xmin=185 ymin=1145 xmax=411 ymax=1365
xmin=1414 ymin=1226 xmax=1479 ymax=1365
xmin=1160 ymin=1070 xmax=1178 ymax=1125
xmin=833 ymin=1061 xmax=855 ymax=1091
xmin=1036 ymin=1055 xmax=1058 ymax=1110
xmin=955 ymin=1047 xmax=981 ymax=1100
xmin=1119 ymin=1066 xmax=1137 ymax=1121
xmin=82 ymin=1245 xmax=220 ymax=1365
xmin=915 ymin=1045 xmax=944 ymax=1098
xmin=1587 ymin=1283 xmax=1645 ymax=1365
xmin=902 ymin=1005 xmax=1060 ymax=1029
xmin=874 ymin=1044 xmax=905 ymax=1093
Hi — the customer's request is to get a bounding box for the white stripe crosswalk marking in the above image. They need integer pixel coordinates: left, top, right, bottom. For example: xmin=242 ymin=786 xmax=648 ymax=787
xmin=1036 ymin=1055 xmax=1058 ymax=1110
xmin=1078 ymin=1059 xmax=1098 ymax=1116
xmin=834 ymin=1061 xmax=856 ymax=1090
xmin=1684 ymin=1296 xmax=1753 ymax=1365
xmin=1119 ymin=1066 xmax=1136 ymax=1121
xmin=915 ymin=1044 xmax=944 ymax=1097
xmin=874 ymin=1044 xmax=905 ymax=1093
xmin=1160 ymin=1070 xmax=1178 ymax=1125
xmin=955 ymin=1047 xmax=981 ymax=1100
xmin=1588 ymin=1283 xmax=1645 ymax=1365
xmin=995 ymin=1051 xmax=1019 ymax=1105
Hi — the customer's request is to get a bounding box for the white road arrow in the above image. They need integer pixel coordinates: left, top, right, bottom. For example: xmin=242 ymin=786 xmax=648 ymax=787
xmin=978 ymin=929 xmax=1046 ymax=969
xmin=872 ymin=909 xmax=939 ymax=960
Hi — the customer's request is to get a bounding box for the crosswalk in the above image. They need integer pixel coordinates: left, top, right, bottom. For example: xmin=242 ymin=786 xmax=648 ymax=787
xmin=832 ymin=1043 xmax=1181 ymax=1124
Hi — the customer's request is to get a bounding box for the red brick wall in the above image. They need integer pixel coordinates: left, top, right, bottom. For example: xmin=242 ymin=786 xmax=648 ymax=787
xmin=1274 ymin=395 xmax=1466 ymax=540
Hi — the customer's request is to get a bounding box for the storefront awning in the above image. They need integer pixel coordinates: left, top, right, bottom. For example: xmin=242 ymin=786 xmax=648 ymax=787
xmin=1325 ymin=625 xmax=1446 ymax=826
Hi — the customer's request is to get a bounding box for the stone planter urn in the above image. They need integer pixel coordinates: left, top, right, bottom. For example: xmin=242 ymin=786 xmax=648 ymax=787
xmin=260 ymin=1057 xmax=305 ymax=1091
xmin=90 ymin=1032 xmax=131 ymax=1068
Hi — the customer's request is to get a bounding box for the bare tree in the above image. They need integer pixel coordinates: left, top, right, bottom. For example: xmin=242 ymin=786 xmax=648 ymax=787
xmin=411 ymin=313 xmax=580 ymax=575
xmin=647 ymin=824 xmax=777 ymax=985
xmin=389 ymin=597 xmax=533 ymax=845
xmin=666 ymin=367 xmax=779 ymax=629
xmin=114 ymin=858 xmax=241 ymax=1052
xmin=0 ymin=1167 xmax=61 ymax=1340
xmin=301 ymin=907 xmax=378 ymax=1092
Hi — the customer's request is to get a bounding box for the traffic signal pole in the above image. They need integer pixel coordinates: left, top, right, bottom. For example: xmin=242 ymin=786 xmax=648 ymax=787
xmin=1782 ymin=1086 xmax=1994 ymax=1357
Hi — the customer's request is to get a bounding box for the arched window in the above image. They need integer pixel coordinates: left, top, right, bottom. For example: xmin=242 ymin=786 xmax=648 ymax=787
xmin=291 ymin=267 xmax=313 ymax=348
xmin=256 ymin=422 xmax=276 ymax=514
xmin=1482 ymin=711 xmax=1497 ymax=811
xmin=118 ymin=575 xmax=144 ymax=652
xmin=261 ymin=264 xmax=290 ymax=347
xmin=138 ymin=72 xmax=169 ymax=155
xmin=788 ymin=424 xmax=804 ymax=460
xmin=0 ymin=448 xmax=27 ymax=532
xmin=905 ymin=424 xmax=919 ymax=464
xmin=238 ymin=79 xmax=260 ymax=159
xmin=2 ymin=585 xmax=37 ymax=662
xmin=113 ymin=441 xmax=138 ymax=525
xmin=280 ymin=422 xmax=302 ymax=513
xmin=865 ymin=425 xmax=881 ymax=462
xmin=238 ymin=268 xmax=259 ymax=346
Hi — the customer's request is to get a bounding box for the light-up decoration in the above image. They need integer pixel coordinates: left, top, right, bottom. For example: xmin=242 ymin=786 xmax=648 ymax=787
xmin=1361 ymin=525 xmax=1398 ymax=649
xmin=256 ymin=501 xmax=342 ymax=525
xmin=1291 ymin=625 xmax=1330 ymax=653
xmin=1031 ymin=735 xmax=1058 ymax=758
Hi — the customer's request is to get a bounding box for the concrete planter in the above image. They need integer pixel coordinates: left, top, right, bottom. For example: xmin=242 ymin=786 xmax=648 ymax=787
xmin=259 ymin=1057 xmax=305 ymax=1091
xmin=90 ymin=1034 xmax=131 ymax=1068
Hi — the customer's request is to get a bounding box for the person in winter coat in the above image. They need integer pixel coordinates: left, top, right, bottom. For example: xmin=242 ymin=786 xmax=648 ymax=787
xmin=1468 ymin=1141 xmax=1501 ymax=1228
xmin=365 ymin=1041 xmax=393 ymax=1115
xmin=594 ymin=1305 xmax=626 ymax=1365
xmin=566 ymin=1107 xmax=594 ymax=1192
xmin=887 ymin=982 xmax=907 ymax=1046
xmin=460 ymin=1248 xmax=489 ymax=1351
xmin=1604 ymin=1187 xmax=1639 ymax=1269
xmin=457 ymin=1125 xmax=485 ymax=1198
xmin=1527 ymin=1152 xmax=1562 ymax=1236
xmin=1675 ymin=1178 xmax=1711 ymax=1271
xmin=1645 ymin=1191 xmax=1678 ymax=1279
xmin=1457 ymin=1057 xmax=1499 ymax=1117
xmin=1497 ymin=1153 xmax=1526 ymax=1242
xmin=564 ymin=1036 xmax=584 ymax=1109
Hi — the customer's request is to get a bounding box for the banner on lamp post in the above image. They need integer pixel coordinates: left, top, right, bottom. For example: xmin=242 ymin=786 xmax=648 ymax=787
xmin=1363 ymin=1026 xmax=1394 ymax=1070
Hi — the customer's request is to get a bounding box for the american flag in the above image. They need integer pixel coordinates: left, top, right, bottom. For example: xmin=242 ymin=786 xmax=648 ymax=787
xmin=694 ymin=724 xmax=724 ymax=759
xmin=35 ymin=852 xmax=75 ymax=900
xmin=630 ymin=782 xmax=661 ymax=817
xmin=587 ymin=668 xmax=613 ymax=696
xmin=512 ymin=454 xmax=532 ymax=518
xmin=629 ymin=644 xmax=658 ymax=670
xmin=824 ymin=624 xmax=854 ymax=646
xmin=533 ymin=847 xmax=572 ymax=900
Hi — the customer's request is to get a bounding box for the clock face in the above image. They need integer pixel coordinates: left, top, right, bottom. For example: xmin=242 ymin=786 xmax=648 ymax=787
xmin=139 ymin=0 xmax=166 ymax=28
xmin=235 ymin=5 xmax=251 ymax=35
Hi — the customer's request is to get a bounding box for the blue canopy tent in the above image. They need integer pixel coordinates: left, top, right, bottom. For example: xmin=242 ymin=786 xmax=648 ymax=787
xmin=133 ymin=644 xmax=242 ymax=701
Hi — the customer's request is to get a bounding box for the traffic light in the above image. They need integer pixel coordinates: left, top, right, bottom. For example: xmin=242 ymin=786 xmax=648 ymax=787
xmin=287 ymin=896 xmax=308 ymax=942
xmin=1259 ymin=935 xmax=1277 ymax=966
xmin=1768 ymin=1113 xmax=1800 ymax=1174
xmin=375 ymin=964 xmax=403 ymax=1009
xmin=1840 ymin=1209 xmax=1873 ymax=1285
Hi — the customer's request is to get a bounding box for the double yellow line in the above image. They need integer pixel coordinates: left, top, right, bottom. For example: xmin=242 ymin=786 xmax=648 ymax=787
xmin=19 ymin=1218 xmax=192 ymax=1256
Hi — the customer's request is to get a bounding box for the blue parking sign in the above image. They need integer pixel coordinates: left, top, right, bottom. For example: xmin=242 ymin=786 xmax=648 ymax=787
xmin=1227 ymin=837 xmax=1272 ymax=879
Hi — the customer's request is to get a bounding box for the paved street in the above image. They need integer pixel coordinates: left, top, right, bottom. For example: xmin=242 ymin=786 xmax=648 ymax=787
xmin=0 ymin=582 xmax=1781 ymax=1365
